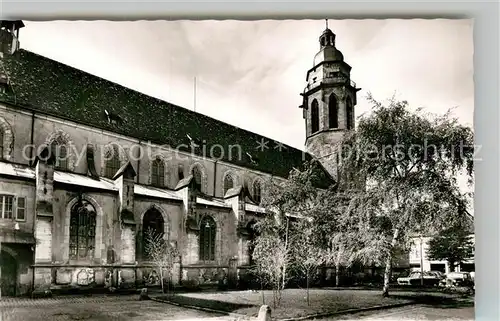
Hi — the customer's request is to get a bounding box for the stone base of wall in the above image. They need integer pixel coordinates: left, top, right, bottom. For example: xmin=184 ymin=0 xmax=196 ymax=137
xmin=25 ymin=264 xmax=241 ymax=296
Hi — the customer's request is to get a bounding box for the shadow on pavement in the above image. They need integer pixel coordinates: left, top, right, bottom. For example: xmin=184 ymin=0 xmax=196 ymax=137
xmin=390 ymin=294 xmax=474 ymax=310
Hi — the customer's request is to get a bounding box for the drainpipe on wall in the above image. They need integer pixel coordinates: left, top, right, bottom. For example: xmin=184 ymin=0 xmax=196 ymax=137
xmin=213 ymin=160 xmax=218 ymax=197
xmin=29 ymin=111 xmax=35 ymax=166
xmin=136 ymin=139 xmax=141 ymax=184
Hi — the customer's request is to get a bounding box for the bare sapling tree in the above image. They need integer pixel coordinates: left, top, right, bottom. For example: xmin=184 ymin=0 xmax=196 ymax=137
xmin=291 ymin=219 xmax=326 ymax=306
xmin=144 ymin=227 xmax=179 ymax=295
xmin=260 ymin=161 xmax=321 ymax=291
xmin=252 ymin=216 xmax=292 ymax=309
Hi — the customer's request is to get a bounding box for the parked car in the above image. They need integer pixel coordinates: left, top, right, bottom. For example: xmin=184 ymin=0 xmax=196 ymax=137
xmin=429 ymin=271 xmax=446 ymax=280
xmin=397 ymin=271 xmax=441 ymax=286
xmin=439 ymin=271 xmax=474 ymax=287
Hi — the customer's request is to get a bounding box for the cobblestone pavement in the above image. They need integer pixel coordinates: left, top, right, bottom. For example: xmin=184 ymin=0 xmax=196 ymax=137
xmin=328 ymin=302 xmax=474 ymax=320
xmin=0 ymin=294 xmax=229 ymax=321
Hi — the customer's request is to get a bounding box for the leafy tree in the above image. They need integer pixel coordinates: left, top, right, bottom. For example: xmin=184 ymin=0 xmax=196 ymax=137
xmin=144 ymin=228 xmax=179 ymax=294
xmin=338 ymin=94 xmax=474 ymax=297
xmin=427 ymin=219 xmax=474 ymax=272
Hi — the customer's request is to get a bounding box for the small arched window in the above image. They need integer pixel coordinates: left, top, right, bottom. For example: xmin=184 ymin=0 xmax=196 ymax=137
xmin=223 ymin=173 xmax=234 ymax=196
xmin=311 ymin=99 xmax=320 ymax=133
xmin=105 ymin=145 xmax=121 ymax=178
xmin=192 ymin=165 xmax=202 ymax=192
xmin=69 ymin=199 xmax=97 ymax=260
xmin=151 ymin=158 xmax=165 ymax=187
xmin=346 ymin=98 xmax=354 ymax=130
xmin=199 ymin=215 xmax=216 ymax=262
xmin=328 ymin=94 xmax=339 ymax=129
xmin=50 ymin=140 xmax=68 ymax=170
xmin=252 ymin=179 xmax=262 ymax=204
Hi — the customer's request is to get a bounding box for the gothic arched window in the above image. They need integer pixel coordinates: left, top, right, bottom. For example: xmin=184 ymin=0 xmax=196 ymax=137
xmin=50 ymin=139 xmax=68 ymax=170
xmin=223 ymin=173 xmax=234 ymax=196
xmin=311 ymin=99 xmax=320 ymax=133
xmin=252 ymin=179 xmax=262 ymax=204
xmin=142 ymin=207 xmax=165 ymax=260
xmin=328 ymin=94 xmax=339 ymax=129
xmin=105 ymin=145 xmax=121 ymax=178
xmin=346 ymin=98 xmax=354 ymax=130
xmin=69 ymin=199 xmax=97 ymax=260
xmin=199 ymin=216 xmax=216 ymax=262
xmin=151 ymin=158 xmax=165 ymax=187
xmin=192 ymin=165 xmax=202 ymax=192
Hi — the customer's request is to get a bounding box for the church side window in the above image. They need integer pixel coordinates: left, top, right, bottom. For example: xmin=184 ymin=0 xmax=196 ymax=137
xmin=105 ymin=145 xmax=121 ymax=178
xmin=50 ymin=139 xmax=68 ymax=170
xmin=142 ymin=207 xmax=165 ymax=260
xmin=311 ymin=99 xmax=320 ymax=133
xmin=328 ymin=94 xmax=339 ymax=129
xmin=151 ymin=158 xmax=165 ymax=187
xmin=199 ymin=215 xmax=216 ymax=262
xmin=223 ymin=173 xmax=234 ymax=196
xmin=69 ymin=199 xmax=97 ymax=260
xmin=192 ymin=165 xmax=202 ymax=193
xmin=252 ymin=179 xmax=262 ymax=204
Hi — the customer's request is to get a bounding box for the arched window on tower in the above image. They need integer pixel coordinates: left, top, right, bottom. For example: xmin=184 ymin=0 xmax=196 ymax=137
xmin=69 ymin=199 xmax=97 ymax=260
xmin=142 ymin=207 xmax=165 ymax=260
xmin=311 ymin=99 xmax=320 ymax=133
xmin=105 ymin=145 xmax=121 ymax=178
xmin=346 ymin=98 xmax=354 ymax=130
xmin=223 ymin=174 xmax=234 ymax=196
xmin=151 ymin=158 xmax=165 ymax=187
xmin=199 ymin=215 xmax=216 ymax=262
xmin=328 ymin=94 xmax=339 ymax=129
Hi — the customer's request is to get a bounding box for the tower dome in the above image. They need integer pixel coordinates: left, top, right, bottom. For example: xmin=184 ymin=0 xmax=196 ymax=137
xmin=313 ymin=46 xmax=344 ymax=66
xmin=313 ymin=26 xmax=344 ymax=66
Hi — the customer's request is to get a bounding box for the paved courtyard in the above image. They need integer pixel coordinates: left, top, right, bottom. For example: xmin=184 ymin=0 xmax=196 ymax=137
xmin=0 ymin=294 xmax=228 ymax=321
xmin=331 ymin=302 xmax=474 ymax=320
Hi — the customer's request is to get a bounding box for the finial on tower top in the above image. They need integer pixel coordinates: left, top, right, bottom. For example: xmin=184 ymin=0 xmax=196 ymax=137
xmin=325 ymin=19 xmax=328 ymax=29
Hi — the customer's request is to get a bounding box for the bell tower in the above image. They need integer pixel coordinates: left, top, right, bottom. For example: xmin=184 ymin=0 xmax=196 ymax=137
xmin=299 ymin=20 xmax=361 ymax=181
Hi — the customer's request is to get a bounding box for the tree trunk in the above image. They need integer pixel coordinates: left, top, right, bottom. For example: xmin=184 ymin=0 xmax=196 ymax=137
xmin=382 ymin=228 xmax=400 ymax=297
xmin=306 ymin=273 xmax=310 ymax=306
xmin=335 ymin=263 xmax=340 ymax=287
xmin=282 ymin=217 xmax=290 ymax=290
xmin=382 ymin=256 xmax=392 ymax=297
xmin=159 ymin=268 xmax=165 ymax=293
xmin=261 ymin=280 xmax=265 ymax=305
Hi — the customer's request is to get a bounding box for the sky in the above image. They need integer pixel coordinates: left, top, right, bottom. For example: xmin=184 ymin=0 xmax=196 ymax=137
xmin=19 ymin=19 xmax=474 ymax=201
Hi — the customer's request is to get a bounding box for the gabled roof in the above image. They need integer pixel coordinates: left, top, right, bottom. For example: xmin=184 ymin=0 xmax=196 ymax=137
xmin=0 ymin=49 xmax=335 ymax=183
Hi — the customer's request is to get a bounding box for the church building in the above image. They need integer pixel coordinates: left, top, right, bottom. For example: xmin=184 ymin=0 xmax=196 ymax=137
xmin=0 ymin=20 xmax=358 ymax=296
